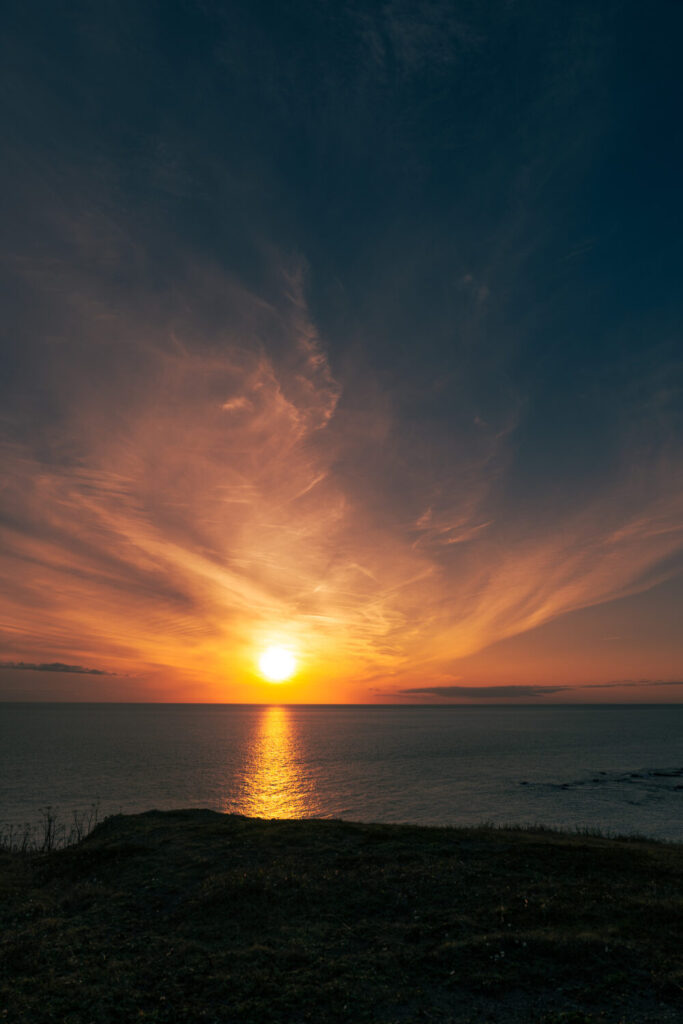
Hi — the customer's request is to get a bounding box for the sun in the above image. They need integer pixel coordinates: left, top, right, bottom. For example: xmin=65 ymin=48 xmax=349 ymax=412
xmin=258 ymin=646 xmax=297 ymax=683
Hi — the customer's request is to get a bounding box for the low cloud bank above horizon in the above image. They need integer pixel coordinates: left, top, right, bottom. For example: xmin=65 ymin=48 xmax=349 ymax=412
xmin=0 ymin=1 xmax=681 ymax=700
xmin=0 ymin=662 xmax=113 ymax=676
xmin=584 ymin=679 xmax=683 ymax=689
xmin=399 ymin=680 xmax=683 ymax=699
xmin=400 ymin=685 xmax=569 ymax=698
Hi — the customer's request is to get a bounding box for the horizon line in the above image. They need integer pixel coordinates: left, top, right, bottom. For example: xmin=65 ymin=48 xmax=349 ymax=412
xmin=1 ymin=700 xmax=682 ymax=708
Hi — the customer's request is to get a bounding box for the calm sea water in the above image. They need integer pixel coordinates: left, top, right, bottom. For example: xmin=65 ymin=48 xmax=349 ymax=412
xmin=1 ymin=703 xmax=681 ymax=841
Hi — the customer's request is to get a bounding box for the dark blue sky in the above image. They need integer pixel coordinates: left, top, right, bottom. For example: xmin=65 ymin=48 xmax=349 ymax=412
xmin=1 ymin=1 xmax=681 ymax=701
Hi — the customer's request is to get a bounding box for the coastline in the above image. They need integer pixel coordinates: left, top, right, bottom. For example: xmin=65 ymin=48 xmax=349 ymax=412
xmin=2 ymin=810 xmax=682 ymax=1022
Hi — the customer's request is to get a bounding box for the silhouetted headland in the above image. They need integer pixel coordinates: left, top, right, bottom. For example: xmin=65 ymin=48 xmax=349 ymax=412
xmin=2 ymin=810 xmax=681 ymax=1022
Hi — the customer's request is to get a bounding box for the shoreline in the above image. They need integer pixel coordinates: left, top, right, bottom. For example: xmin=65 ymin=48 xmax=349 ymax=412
xmin=3 ymin=800 xmax=682 ymax=853
xmin=2 ymin=809 xmax=682 ymax=1022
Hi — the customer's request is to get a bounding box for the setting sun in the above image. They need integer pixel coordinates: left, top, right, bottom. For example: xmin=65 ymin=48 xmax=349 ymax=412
xmin=258 ymin=646 xmax=297 ymax=683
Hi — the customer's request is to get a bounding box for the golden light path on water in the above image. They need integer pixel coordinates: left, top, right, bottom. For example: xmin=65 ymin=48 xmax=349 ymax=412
xmin=229 ymin=706 xmax=319 ymax=819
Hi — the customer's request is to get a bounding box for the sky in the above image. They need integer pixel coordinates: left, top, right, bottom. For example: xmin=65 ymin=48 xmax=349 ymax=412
xmin=1 ymin=1 xmax=682 ymax=703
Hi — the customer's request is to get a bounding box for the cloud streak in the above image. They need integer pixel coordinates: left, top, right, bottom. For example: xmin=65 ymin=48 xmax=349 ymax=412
xmin=398 ymin=679 xmax=683 ymax=699
xmin=400 ymin=684 xmax=569 ymax=698
xmin=0 ymin=662 xmax=113 ymax=675
xmin=584 ymin=679 xmax=683 ymax=689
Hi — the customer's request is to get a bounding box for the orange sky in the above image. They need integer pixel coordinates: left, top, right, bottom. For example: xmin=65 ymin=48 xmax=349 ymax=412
xmin=0 ymin=267 xmax=681 ymax=704
xmin=3 ymin=4 xmax=683 ymax=705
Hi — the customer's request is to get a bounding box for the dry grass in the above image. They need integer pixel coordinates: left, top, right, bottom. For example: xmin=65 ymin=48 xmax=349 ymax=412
xmin=0 ymin=803 xmax=101 ymax=854
xmin=1 ymin=810 xmax=682 ymax=1023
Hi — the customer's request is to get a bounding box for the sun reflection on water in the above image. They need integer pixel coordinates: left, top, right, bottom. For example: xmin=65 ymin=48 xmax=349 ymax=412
xmin=231 ymin=706 xmax=318 ymax=819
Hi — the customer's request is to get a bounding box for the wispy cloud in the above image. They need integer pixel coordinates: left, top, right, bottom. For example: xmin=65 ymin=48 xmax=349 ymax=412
xmin=357 ymin=1 xmax=481 ymax=76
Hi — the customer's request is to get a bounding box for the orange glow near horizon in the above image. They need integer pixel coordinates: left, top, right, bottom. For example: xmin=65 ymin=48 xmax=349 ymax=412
xmin=0 ymin=271 xmax=681 ymax=706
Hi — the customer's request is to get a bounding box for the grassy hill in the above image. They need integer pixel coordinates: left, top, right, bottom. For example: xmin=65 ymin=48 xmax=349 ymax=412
xmin=1 ymin=810 xmax=682 ymax=1023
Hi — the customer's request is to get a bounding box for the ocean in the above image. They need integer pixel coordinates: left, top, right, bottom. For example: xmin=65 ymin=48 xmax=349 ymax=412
xmin=1 ymin=703 xmax=681 ymax=841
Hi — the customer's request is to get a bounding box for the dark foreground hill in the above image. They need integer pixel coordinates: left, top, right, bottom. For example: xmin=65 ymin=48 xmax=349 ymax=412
xmin=1 ymin=810 xmax=682 ymax=1023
